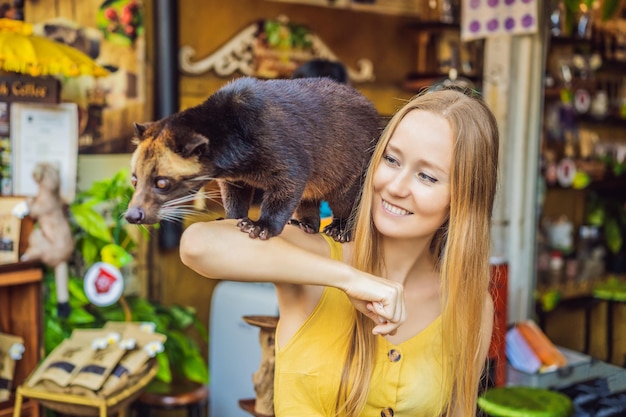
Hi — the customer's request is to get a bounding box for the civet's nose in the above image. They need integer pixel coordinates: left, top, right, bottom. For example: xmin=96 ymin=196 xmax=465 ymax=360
xmin=125 ymin=207 xmax=145 ymax=224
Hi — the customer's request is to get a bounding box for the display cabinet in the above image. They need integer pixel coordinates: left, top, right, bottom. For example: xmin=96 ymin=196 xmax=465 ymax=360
xmin=537 ymin=29 xmax=626 ymax=295
xmin=536 ymin=12 xmax=626 ymax=363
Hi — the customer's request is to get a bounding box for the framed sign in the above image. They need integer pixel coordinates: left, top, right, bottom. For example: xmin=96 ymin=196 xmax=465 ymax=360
xmin=0 ymin=196 xmax=25 ymax=264
xmin=10 ymin=103 xmax=79 ymax=203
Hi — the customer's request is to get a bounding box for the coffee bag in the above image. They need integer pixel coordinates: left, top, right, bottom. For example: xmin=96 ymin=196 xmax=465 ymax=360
xmin=69 ymin=330 xmax=126 ymax=391
xmin=27 ymin=338 xmax=92 ymax=388
xmin=0 ymin=333 xmax=25 ymax=401
xmin=100 ymin=329 xmax=165 ymax=396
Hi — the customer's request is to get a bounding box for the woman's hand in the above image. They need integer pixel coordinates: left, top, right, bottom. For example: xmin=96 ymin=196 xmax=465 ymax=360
xmin=342 ymin=272 xmax=406 ymax=336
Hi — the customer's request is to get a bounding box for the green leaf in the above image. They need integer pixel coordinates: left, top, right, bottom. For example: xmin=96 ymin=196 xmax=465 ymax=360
xmin=602 ymin=0 xmax=622 ymax=20
xmin=166 ymin=330 xmax=192 ymax=355
xmin=68 ymin=278 xmax=90 ymax=305
xmin=193 ymin=316 xmax=209 ymax=342
xmin=128 ymin=297 xmax=157 ymax=317
xmin=563 ymin=0 xmax=581 ymax=13
xmin=586 ymin=207 xmax=605 ymax=226
xmin=80 ymin=238 xmax=101 ymax=265
xmin=182 ymin=350 xmax=209 ymax=384
xmin=265 ymin=21 xmax=282 ymax=46
xmin=71 ymin=204 xmax=113 ymax=242
xmin=613 ymin=162 xmax=626 ymax=177
xmin=67 ymin=308 xmax=97 ymax=324
xmin=100 ymin=244 xmax=132 ymax=268
xmin=605 ymin=217 xmax=623 ymax=254
xmin=155 ymin=352 xmax=172 ymax=383
xmin=43 ymin=317 xmax=68 ymax=354
xmin=153 ymin=312 xmax=172 ymax=333
xmin=168 ymin=305 xmax=195 ymax=329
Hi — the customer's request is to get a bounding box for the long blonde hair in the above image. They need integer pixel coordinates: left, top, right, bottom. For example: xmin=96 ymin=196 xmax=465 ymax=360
xmin=336 ymin=88 xmax=499 ymax=417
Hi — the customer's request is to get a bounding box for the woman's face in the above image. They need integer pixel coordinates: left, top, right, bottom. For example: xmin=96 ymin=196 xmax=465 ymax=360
xmin=372 ymin=109 xmax=453 ymax=241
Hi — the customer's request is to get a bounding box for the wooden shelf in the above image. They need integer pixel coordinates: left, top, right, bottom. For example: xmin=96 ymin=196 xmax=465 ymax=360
xmin=546 ymin=175 xmax=626 ymax=195
xmin=239 ymin=398 xmax=274 ymax=417
xmin=0 ymin=262 xmax=43 ymax=417
xmin=265 ymin=0 xmax=425 ymax=17
xmin=549 ymin=35 xmax=594 ymax=48
xmin=403 ymin=72 xmax=481 ymax=92
xmin=576 ymin=113 xmax=626 ymax=127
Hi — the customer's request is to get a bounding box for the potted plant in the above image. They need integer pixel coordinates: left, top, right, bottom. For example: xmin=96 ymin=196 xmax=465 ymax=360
xmin=43 ymin=169 xmax=208 ymax=385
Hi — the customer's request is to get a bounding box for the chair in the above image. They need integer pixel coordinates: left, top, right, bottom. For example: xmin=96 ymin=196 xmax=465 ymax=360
xmin=13 ymin=364 xmax=157 ymax=417
xmin=477 ymin=386 xmax=573 ymax=417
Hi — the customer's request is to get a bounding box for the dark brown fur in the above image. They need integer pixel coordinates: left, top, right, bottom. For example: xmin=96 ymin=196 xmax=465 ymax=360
xmin=126 ymin=76 xmax=381 ymax=240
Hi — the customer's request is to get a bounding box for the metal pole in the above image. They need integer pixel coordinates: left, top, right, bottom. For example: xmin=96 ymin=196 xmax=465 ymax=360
xmin=154 ymin=0 xmax=182 ymax=251
xmin=154 ymin=0 xmax=178 ymax=119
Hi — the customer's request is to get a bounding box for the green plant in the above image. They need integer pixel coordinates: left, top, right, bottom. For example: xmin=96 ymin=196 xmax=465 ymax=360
xmin=263 ymin=19 xmax=312 ymax=50
xmin=585 ymin=192 xmax=626 ymax=255
xmin=600 ymin=0 xmax=622 ymax=21
xmin=43 ymin=169 xmax=208 ymax=385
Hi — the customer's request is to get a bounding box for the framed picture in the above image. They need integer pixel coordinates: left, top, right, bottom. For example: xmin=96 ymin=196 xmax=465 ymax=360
xmin=10 ymin=102 xmax=79 ymax=203
xmin=0 ymin=196 xmax=25 ymax=265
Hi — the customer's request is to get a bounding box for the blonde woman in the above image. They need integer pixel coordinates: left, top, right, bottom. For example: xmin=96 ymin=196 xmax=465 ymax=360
xmin=180 ymin=88 xmax=499 ymax=417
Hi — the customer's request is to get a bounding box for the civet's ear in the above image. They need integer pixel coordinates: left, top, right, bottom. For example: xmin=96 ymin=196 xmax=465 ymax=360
xmin=182 ymin=133 xmax=209 ymax=158
xmin=133 ymin=122 xmax=153 ymax=139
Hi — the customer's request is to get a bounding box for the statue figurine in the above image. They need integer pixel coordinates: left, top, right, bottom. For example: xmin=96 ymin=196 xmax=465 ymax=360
xmin=19 ymin=162 xmax=74 ymax=318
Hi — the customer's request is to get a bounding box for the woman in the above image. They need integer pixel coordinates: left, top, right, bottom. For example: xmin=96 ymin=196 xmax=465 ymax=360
xmin=180 ymin=88 xmax=499 ymax=417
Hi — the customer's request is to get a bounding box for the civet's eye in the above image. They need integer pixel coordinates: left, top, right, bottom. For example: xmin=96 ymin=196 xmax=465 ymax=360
xmin=130 ymin=175 xmax=137 ymax=187
xmin=155 ymin=177 xmax=170 ymax=190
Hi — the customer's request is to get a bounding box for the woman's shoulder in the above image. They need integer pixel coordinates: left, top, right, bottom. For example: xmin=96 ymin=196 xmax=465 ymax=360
xmin=483 ymin=291 xmax=494 ymax=321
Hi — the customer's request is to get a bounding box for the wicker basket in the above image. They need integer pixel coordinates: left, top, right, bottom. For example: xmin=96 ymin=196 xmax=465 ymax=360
xmin=12 ymin=360 xmax=157 ymax=417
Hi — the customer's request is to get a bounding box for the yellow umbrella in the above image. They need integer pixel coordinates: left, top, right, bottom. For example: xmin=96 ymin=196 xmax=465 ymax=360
xmin=0 ymin=18 xmax=108 ymax=78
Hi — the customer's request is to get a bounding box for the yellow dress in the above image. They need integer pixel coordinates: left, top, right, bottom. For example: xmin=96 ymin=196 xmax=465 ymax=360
xmin=273 ymin=235 xmax=447 ymax=417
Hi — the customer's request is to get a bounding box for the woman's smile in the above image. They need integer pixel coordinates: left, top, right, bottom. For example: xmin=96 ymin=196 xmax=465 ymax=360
xmin=381 ymin=199 xmax=413 ymax=216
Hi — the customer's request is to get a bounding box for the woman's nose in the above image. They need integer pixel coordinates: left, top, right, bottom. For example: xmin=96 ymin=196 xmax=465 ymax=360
xmin=386 ymin=171 xmax=411 ymax=197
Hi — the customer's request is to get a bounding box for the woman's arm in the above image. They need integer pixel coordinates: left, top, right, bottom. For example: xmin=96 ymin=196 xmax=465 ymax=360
xmin=179 ymin=219 xmax=405 ymax=335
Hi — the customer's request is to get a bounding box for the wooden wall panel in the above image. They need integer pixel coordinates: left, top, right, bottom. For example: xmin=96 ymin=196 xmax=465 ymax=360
xmin=178 ymin=0 xmax=416 ymax=115
xmin=55 ymin=0 xmax=75 ymax=20
xmin=26 ymin=0 xmax=102 ymax=25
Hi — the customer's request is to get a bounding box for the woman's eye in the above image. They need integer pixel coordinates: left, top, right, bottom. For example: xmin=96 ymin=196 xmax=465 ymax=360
xmin=418 ymin=172 xmax=437 ymax=183
xmin=383 ymin=155 xmax=399 ymax=166
xmin=155 ymin=178 xmax=170 ymax=190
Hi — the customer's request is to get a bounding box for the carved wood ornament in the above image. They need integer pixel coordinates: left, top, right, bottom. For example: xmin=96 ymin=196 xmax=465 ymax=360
xmin=242 ymin=315 xmax=279 ymax=417
xmin=179 ymin=15 xmax=374 ymax=82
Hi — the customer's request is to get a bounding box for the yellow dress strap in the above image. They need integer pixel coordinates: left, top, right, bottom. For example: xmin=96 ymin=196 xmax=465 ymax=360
xmin=319 ymin=233 xmax=343 ymax=261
